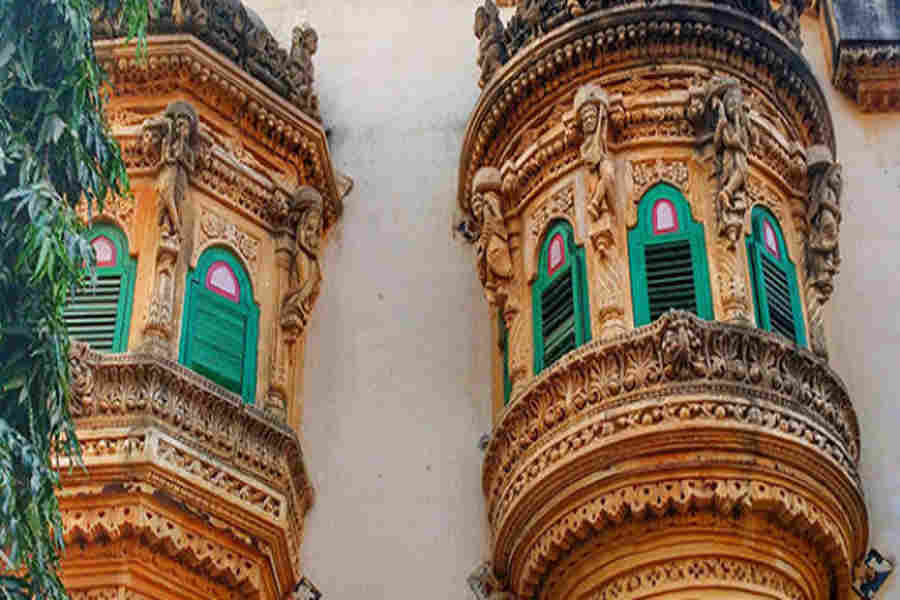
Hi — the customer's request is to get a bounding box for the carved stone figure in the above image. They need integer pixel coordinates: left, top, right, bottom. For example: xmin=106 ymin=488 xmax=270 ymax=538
xmin=68 ymin=342 xmax=94 ymax=417
xmin=574 ymin=82 xmax=616 ymax=254
xmin=472 ymin=167 xmax=514 ymax=309
xmin=288 ymin=24 xmax=320 ymax=118
xmin=281 ymin=187 xmax=324 ymax=332
xmin=771 ymin=0 xmax=804 ymax=49
xmin=709 ymin=80 xmax=750 ymax=247
xmin=143 ymin=101 xmax=198 ymax=240
xmin=516 ymin=0 xmax=543 ymax=41
xmin=474 ymin=0 xmax=507 ymax=89
xmin=806 ymin=161 xmax=842 ymax=358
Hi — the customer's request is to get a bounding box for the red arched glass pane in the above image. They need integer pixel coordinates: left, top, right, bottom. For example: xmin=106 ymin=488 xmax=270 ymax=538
xmin=763 ymin=220 xmax=780 ymax=258
xmin=91 ymin=236 xmax=116 ymax=267
xmin=547 ymin=233 xmax=566 ymax=277
xmin=205 ymin=261 xmax=240 ymax=302
xmin=652 ymin=198 xmax=678 ymax=234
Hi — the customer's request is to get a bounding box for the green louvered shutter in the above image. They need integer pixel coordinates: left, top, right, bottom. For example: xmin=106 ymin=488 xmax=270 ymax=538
xmin=645 ymin=240 xmax=697 ymax=320
xmin=187 ymin=289 xmax=248 ymax=395
xmin=499 ymin=310 xmax=512 ymax=406
xmin=759 ymin=253 xmax=796 ymax=340
xmin=541 ymin=267 xmax=576 ymax=368
xmin=63 ymin=273 xmax=123 ymax=352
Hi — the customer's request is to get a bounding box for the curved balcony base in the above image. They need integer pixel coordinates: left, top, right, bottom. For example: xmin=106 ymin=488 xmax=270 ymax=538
xmin=539 ymin=513 xmax=824 ymax=600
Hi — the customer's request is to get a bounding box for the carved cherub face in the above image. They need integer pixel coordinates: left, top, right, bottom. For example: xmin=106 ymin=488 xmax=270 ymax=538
xmin=578 ymin=103 xmax=599 ymax=136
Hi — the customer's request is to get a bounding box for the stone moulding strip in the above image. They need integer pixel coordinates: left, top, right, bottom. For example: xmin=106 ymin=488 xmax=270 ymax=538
xmin=457 ymin=3 xmax=834 ymax=215
xmin=61 ymin=501 xmax=263 ymax=595
xmin=506 ymin=478 xmax=852 ymax=600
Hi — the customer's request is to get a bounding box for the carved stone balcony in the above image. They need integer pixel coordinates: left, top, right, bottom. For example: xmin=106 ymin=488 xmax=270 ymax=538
xmin=482 ymin=312 xmax=864 ymax=600
xmin=61 ymin=342 xmax=312 ymax=599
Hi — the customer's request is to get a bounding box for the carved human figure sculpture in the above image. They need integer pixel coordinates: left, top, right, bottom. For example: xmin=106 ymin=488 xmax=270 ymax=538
xmin=573 ymin=82 xmax=616 ymax=254
xmin=142 ymin=101 xmax=198 ymax=239
xmin=710 ymin=81 xmax=749 ymax=247
xmin=474 ymin=0 xmax=507 ymax=89
xmin=281 ymin=186 xmax=323 ymax=332
xmin=806 ymin=162 xmax=842 ymax=358
xmin=472 ymin=167 xmax=514 ymax=310
xmin=808 ymin=163 xmax=842 ymax=298
xmin=289 ymin=24 xmax=319 ymax=117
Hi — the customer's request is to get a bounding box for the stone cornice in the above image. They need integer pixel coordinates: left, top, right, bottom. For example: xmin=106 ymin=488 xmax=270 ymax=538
xmin=832 ymin=41 xmax=900 ymax=111
xmin=96 ymin=36 xmax=343 ymax=230
xmin=458 ymin=3 xmax=834 ymax=215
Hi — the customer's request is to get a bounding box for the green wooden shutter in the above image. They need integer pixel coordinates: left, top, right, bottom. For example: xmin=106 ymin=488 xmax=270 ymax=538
xmin=179 ymin=248 xmax=259 ymax=404
xmin=63 ymin=225 xmax=135 ymax=353
xmin=532 ymin=221 xmax=591 ymax=374
xmin=63 ymin=273 xmax=122 ymax=352
xmin=187 ymin=288 xmax=248 ymax=394
xmin=645 ymin=240 xmax=697 ymax=320
xmin=541 ymin=267 xmax=577 ymax=368
xmin=499 ymin=310 xmax=511 ymax=406
xmin=747 ymin=207 xmax=806 ymax=346
xmin=629 ymin=184 xmax=713 ymax=327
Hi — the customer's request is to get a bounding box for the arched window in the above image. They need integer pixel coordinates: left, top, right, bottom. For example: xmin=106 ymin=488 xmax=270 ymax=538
xmin=533 ymin=220 xmax=591 ymax=373
xmin=628 ymin=183 xmax=713 ymax=326
xmin=746 ymin=206 xmax=806 ymax=345
xmin=63 ymin=224 xmax=136 ymax=352
xmin=179 ymin=248 xmax=259 ymax=404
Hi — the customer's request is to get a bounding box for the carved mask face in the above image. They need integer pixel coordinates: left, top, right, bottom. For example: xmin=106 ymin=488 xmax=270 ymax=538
xmin=579 ymin=104 xmax=599 ymax=136
xmin=302 ymin=210 xmax=321 ymax=252
xmin=819 ymin=206 xmax=838 ymax=240
xmin=175 ymin=115 xmax=191 ymax=140
xmin=724 ymin=89 xmax=740 ymax=118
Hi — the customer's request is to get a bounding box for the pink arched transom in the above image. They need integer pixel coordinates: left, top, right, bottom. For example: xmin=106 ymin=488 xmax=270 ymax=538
xmin=206 ymin=261 xmax=240 ymax=302
xmin=652 ymin=198 xmax=678 ymax=234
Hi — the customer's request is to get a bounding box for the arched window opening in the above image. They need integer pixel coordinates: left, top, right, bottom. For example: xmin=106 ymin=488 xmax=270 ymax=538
xmin=533 ymin=220 xmax=591 ymax=373
xmin=179 ymin=248 xmax=259 ymax=404
xmin=746 ymin=207 xmax=806 ymax=345
xmin=63 ymin=225 xmax=136 ymax=353
xmin=629 ymin=183 xmax=713 ymax=326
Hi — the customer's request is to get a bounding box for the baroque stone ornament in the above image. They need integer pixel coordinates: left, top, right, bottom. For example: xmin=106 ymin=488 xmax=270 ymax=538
xmin=281 ymin=186 xmax=324 ymax=334
xmin=698 ymin=78 xmax=751 ymax=247
xmin=474 ymin=0 xmax=507 ymax=89
xmin=806 ymin=149 xmax=843 ymax=359
xmin=142 ymin=100 xmax=198 ymax=240
xmin=467 ymin=563 xmax=513 ymax=600
xmin=473 ymin=167 xmax=514 ymax=310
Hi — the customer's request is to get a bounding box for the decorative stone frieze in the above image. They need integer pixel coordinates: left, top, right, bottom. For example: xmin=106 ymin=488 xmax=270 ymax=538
xmin=832 ymin=43 xmax=900 ymax=112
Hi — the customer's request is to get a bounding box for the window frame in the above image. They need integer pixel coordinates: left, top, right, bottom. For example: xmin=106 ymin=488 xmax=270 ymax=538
xmin=532 ymin=219 xmax=591 ymax=374
xmin=179 ymin=247 xmax=260 ymax=404
xmin=746 ymin=206 xmax=807 ymax=346
xmin=628 ymin=183 xmax=713 ymax=326
xmin=65 ymin=224 xmax=136 ymax=353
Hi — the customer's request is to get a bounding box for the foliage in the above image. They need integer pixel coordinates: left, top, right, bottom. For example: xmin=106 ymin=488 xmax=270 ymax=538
xmin=0 ymin=0 xmax=148 ymax=595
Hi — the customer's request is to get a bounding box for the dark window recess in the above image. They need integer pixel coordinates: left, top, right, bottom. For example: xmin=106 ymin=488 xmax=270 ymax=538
xmin=645 ymin=240 xmax=697 ymax=320
xmin=63 ymin=274 xmax=123 ymax=352
xmin=541 ymin=268 xmax=576 ymax=368
xmin=761 ymin=254 xmax=796 ymax=340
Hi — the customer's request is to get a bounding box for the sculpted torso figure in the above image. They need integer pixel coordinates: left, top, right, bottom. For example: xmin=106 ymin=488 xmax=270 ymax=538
xmin=144 ymin=102 xmax=197 ymax=239
xmin=282 ymin=189 xmax=323 ymax=330
xmin=574 ymin=83 xmax=616 ymax=253
xmin=807 ymin=164 xmax=842 ymax=297
xmin=472 ymin=167 xmax=513 ymax=309
xmin=712 ymin=85 xmax=749 ymax=245
xmin=474 ymin=0 xmax=507 ymax=89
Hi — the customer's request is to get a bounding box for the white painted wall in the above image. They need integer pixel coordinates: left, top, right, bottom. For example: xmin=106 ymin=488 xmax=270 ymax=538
xmin=240 ymin=2 xmax=900 ymax=597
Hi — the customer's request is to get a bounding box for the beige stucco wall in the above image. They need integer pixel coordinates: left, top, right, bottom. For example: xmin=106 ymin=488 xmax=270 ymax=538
xmin=239 ymin=2 xmax=899 ymax=597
